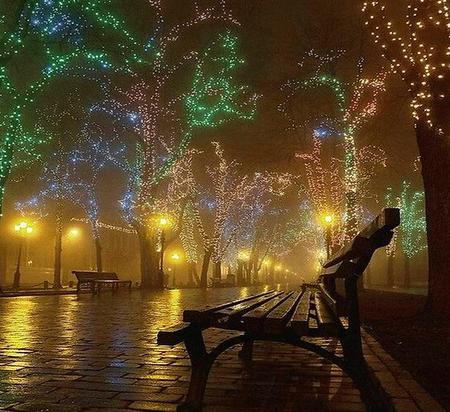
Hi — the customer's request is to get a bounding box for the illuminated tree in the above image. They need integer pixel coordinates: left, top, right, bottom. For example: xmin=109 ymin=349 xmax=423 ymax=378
xmin=191 ymin=142 xmax=255 ymax=286
xmin=230 ymin=172 xmax=294 ymax=285
xmin=18 ymin=137 xmax=118 ymax=278
xmin=96 ymin=22 xmax=256 ymax=287
xmin=399 ymin=182 xmax=427 ymax=289
xmin=180 ymin=204 xmax=201 ymax=286
xmin=0 ymin=0 xmax=145 ymax=283
xmin=280 ymin=51 xmax=386 ymax=239
xmin=362 ymin=0 xmax=450 ymax=314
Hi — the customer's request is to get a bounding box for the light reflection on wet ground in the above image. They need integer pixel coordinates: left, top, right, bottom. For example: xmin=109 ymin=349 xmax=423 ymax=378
xmin=0 ymin=287 xmax=368 ymax=411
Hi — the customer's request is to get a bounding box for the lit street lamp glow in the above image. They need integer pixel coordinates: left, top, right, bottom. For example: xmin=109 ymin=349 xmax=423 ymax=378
xmin=67 ymin=227 xmax=81 ymax=239
xmin=12 ymin=220 xmax=34 ymax=290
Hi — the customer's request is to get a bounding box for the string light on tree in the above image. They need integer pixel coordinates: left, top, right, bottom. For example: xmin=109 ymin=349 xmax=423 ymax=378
xmin=280 ymin=50 xmax=387 ymax=239
xmin=0 ymin=0 xmax=146 ymax=218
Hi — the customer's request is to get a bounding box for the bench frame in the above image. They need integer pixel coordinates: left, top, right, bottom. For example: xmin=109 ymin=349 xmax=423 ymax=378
xmin=157 ymin=208 xmax=400 ymax=411
xmin=72 ymin=270 xmax=132 ymax=294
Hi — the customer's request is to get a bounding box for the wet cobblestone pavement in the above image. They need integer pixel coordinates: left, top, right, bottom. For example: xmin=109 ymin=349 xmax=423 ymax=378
xmin=0 ymin=288 xmax=444 ymax=411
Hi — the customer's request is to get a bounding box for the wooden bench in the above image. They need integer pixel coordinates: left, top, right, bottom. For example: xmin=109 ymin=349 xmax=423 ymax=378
xmin=157 ymin=208 xmax=400 ymax=411
xmin=72 ymin=271 xmax=132 ymax=294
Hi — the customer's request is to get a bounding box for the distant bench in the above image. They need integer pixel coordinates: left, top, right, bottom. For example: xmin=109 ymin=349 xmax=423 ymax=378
xmin=72 ymin=271 xmax=132 ymax=294
xmin=157 ymin=208 xmax=400 ymax=411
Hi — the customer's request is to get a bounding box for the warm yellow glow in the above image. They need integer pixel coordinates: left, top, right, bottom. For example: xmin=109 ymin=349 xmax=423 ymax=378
xmin=263 ymin=257 xmax=271 ymax=266
xmin=14 ymin=221 xmax=33 ymax=235
xmin=238 ymin=250 xmax=250 ymax=261
xmin=159 ymin=217 xmax=169 ymax=227
xmin=275 ymin=264 xmax=282 ymax=271
xmin=320 ymin=213 xmax=335 ymax=226
xmin=67 ymin=227 xmax=81 ymax=238
xmin=171 ymin=252 xmax=181 ymax=262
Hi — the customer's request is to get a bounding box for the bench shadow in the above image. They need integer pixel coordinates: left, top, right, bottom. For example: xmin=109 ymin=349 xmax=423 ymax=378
xmin=205 ymin=337 xmax=359 ymax=411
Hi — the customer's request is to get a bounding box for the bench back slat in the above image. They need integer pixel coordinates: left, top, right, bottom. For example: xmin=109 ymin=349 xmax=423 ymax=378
xmin=323 ymin=208 xmax=400 ymax=269
xmin=73 ymin=271 xmax=119 ymax=281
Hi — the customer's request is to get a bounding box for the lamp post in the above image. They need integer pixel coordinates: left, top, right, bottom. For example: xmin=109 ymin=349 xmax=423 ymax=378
xmin=171 ymin=252 xmax=181 ymax=287
xmin=157 ymin=216 xmax=171 ymax=289
xmin=12 ymin=221 xmax=33 ymax=290
xmin=321 ymin=213 xmax=335 ymax=259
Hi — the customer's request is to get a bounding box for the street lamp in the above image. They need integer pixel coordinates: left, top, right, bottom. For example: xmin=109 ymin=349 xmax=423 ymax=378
xmin=67 ymin=227 xmax=81 ymax=239
xmin=321 ymin=213 xmax=335 ymax=259
xmin=156 ymin=214 xmax=171 ymax=288
xmin=170 ymin=252 xmax=181 ymax=287
xmin=12 ymin=221 xmax=33 ymax=290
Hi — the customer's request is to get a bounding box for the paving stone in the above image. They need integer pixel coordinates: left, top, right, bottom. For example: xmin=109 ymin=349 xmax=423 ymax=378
xmin=128 ymin=401 xmax=178 ymax=411
xmin=0 ymin=289 xmax=441 ymax=411
xmin=116 ymin=392 xmax=183 ymax=402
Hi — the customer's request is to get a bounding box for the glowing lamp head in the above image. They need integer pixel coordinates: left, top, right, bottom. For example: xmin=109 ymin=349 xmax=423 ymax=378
xmin=14 ymin=221 xmax=32 ymax=235
xmin=171 ymin=252 xmax=181 ymax=262
xmin=157 ymin=215 xmax=171 ymax=229
xmin=68 ymin=227 xmax=80 ymax=238
xmin=321 ymin=213 xmax=334 ymax=226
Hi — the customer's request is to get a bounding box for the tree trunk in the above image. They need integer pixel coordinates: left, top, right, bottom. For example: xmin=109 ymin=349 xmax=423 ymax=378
xmin=95 ymin=236 xmax=102 ymax=273
xmin=213 ymin=261 xmax=221 ymax=280
xmin=0 ymin=217 xmax=7 ymax=286
xmin=269 ymin=264 xmax=274 ymax=285
xmin=387 ymin=254 xmax=394 ymax=288
xmin=137 ymin=227 xmax=158 ymax=289
xmin=404 ymin=255 xmax=411 ymax=290
xmin=237 ymin=261 xmax=243 ymax=285
xmin=53 ymin=225 xmax=62 ymax=289
xmin=187 ymin=262 xmax=200 ymax=286
xmin=416 ymin=118 xmax=450 ymax=314
xmin=200 ymin=248 xmax=211 ymax=288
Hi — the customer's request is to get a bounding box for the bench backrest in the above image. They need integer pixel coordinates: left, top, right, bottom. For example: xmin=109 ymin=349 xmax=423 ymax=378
xmin=319 ymin=208 xmax=400 ymax=319
xmin=73 ymin=271 xmax=119 ymax=281
xmin=322 ymin=208 xmax=400 ymax=277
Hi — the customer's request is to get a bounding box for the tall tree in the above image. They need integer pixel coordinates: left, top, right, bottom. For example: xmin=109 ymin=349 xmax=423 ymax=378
xmin=280 ymin=51 xmax=386 ymax=240
xmin=363 ymin=0 xmax=450 ymax=314
xmin=0 ymin=0 xmax=145 ymax=283
xmin=399 ymin=182 xmax=427 ymax=289
xmin=95 ymin=25 xmax=257 ymax=288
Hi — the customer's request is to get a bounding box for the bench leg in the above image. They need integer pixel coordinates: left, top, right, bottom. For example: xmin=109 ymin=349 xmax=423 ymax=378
xmin=180 ymin=330 xmax=211 ymax=412
xmin=238 ymin=337 xmax=254 ymax=362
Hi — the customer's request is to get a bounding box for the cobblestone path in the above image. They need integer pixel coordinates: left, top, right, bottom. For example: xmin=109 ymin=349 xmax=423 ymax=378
xmin=0 ymin=288 xmax=444 ymax=411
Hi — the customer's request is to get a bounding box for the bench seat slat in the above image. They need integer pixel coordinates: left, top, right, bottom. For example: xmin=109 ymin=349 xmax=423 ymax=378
xmin=214 ymin=292 xmax=284 ymax=327
xmin=157 ymin=322 xmax=200 ymax=346
xmin=183 ymin=290 xmax=275 ymax=323
xmin=242 ymin=292 xmax=294 ymax=332
xmin=263 ymin=291 xmax=302 ymax=334
xmin=291 ymin=290 xmax=312 ymax=336
xmin=314 ymin=292 xmax=338 ymax=335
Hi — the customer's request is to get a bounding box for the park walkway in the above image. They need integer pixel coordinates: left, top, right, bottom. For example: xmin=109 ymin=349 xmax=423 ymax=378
xmin=0 ymin=288 xmax=444 ymax=411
